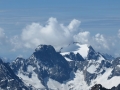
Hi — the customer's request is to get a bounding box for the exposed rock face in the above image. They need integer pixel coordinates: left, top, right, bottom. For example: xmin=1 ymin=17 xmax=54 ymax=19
xmin=87 ymin=46 xmax=100 ymax=60
xmin=91 ymin=84 xmax=110 ymax=90
xmin=111 ymin=84 xmax=120 ymax=90
xmin=0 ymin=59 xmax=30 ymax=90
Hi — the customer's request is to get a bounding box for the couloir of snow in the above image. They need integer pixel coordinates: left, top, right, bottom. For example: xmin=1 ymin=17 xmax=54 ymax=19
xmin=46 ymin=70 xmax=89 ymax=90
xmin=61 ymin=43 xmax=89 ymax=59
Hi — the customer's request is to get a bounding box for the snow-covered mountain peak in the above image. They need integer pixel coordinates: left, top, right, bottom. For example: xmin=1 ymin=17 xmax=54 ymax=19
xmin=35 ymin=44 xmax=45 ymax=51
xmin=74 ymin=43 xmax=89 ymax=58
xmin=35 ymin=44 xmax=55 ymax=52
xmin=88 ymin=45 xmax=95 ymax=52
xmin=61 ymin=42 xmax=94 ymax=59
xmin=16 ymin=57 xmax=25 ymax=60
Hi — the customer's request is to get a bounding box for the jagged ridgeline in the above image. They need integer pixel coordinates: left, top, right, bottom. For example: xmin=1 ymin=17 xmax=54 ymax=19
xmin=0 ymin=42 xmax=120 ymax=90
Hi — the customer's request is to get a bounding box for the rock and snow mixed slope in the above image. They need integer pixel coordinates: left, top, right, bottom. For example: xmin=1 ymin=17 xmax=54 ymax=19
xmin=10 ymin=45 xmax=71 ymax=89
xmin=0 ymin=59 xmax=30 ymax=90
xmin=61 ymin=42 xmax=89 ymax=59
xmin=9 ymin=42 xmax=120 ymax=90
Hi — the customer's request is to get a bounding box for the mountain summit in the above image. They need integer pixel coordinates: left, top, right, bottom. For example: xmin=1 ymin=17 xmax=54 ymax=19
xmin=11 ymin=44 xmax=71 ymax=89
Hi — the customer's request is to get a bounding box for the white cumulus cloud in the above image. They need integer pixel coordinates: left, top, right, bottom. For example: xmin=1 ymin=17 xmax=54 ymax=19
xmin=0 ymin=28 xmax=8 ymax=45
xmin=21 ymin=17 xmax=81 ymax=50
xmin=0 ymin=28 xmax=5 ymax=38
xmin=118 ymin=29 xmax=120 ymax=38
xmin=74 ymin=31 xmax=90 ymax=44
xmin=1 ymin=17 xmax=120 ymax=58
xmin=93 ymin=33 xmax=109 ymax=49
xmin=12 ymin=18 xmax=114 ymax=56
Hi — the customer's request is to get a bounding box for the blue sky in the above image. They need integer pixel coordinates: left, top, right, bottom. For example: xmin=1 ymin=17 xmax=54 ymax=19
xmin=0 ymin=0 xmax=120 ymax=60
xmin=0 ymin=0 xmax=120 ymax=35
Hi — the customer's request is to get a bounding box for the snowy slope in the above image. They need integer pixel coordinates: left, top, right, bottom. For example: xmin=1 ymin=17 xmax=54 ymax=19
xmin=17 ymin=65 xmax=45 ymax=89
xmin=61 ymin=42 xmax=89 ymax=59
xmin=45 ymin=67 xmax=120 ymax=90
xmin=44 ymin=70 xmax=89 ymax=90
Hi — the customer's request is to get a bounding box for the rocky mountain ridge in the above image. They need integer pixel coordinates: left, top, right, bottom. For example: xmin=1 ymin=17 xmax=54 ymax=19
xmin=0 ymin=58 xmax=31 ymax=90
xmin=0 ymin=42 xmax=120 ymax=90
